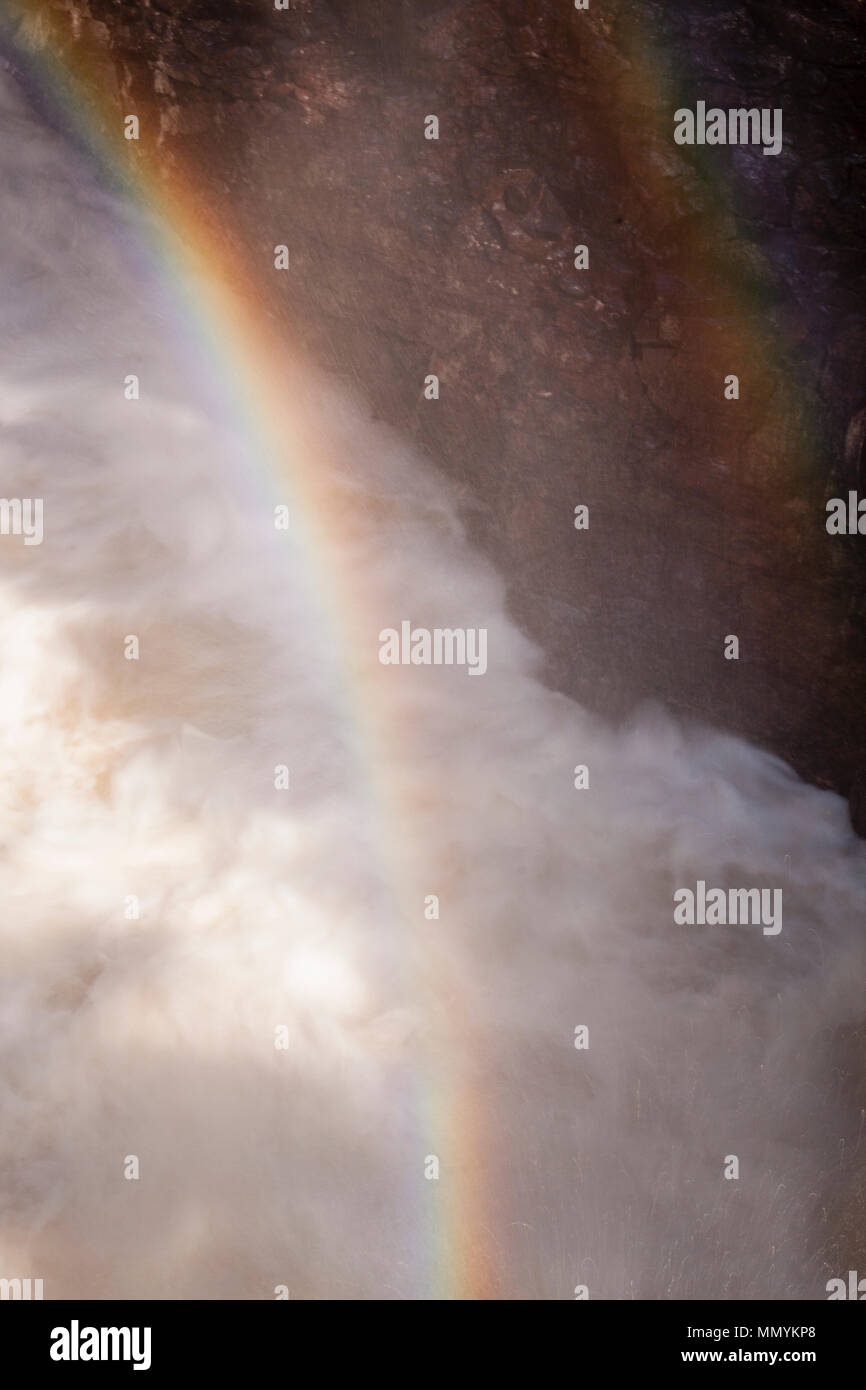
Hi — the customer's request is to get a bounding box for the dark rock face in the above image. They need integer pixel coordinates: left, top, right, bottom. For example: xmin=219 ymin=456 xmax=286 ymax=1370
xmin=8 ymin=0 xmax=866 ymax=806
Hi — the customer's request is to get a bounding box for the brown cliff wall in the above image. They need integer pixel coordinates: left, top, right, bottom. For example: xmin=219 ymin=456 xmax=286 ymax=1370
xmin=7 ymin=0 xmax=866 ymax=811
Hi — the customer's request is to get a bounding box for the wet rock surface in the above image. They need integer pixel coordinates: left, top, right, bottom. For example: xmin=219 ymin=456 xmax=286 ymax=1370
xmin=8 ymin=0 xmax=866 ymax=810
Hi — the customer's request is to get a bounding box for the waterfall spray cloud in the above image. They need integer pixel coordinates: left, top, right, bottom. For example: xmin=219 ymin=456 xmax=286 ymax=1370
xmin=0 ymin=66 xmax=865 ymax=1301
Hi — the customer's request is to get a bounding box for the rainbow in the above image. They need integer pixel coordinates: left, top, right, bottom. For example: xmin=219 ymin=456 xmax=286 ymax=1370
xmin=0 ymin=0 xmax=500 ymax=1299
